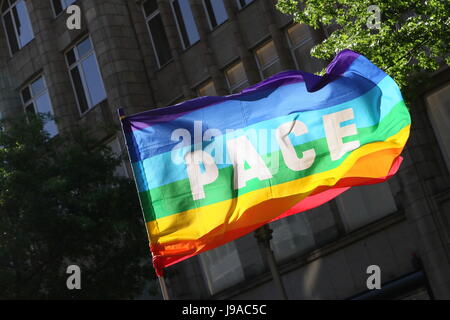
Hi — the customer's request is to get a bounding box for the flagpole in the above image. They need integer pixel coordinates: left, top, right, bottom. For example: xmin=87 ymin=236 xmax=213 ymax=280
xmin=255 ymin=225 xmax=288 ymax=300
xmin=158 ymin=275 xmax=170 ymax=300
xmin=117 ymin=107 xmax=170 ymax=301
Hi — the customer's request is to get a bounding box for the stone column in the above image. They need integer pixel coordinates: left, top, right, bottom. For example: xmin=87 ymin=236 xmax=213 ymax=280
xmin=397 ymin=104 xmax=450 ymax=299
xmin=83 ymin=0 xmax=156 ymax=120
xmin=128 ymin=0 xmax=165 ymax=106
xmin=259 ymin=0 xmax=295 ymax=70
xmin=223 ymin=0 xmax=260 ymax=85
xmin=157 ymin=0 xmax=196 ymax=99
xmin=0 ymin=25 xmax=21 ymax=121
xmin=189 ymin=0 xmax=228 ymax=95
xmin=26 ymin=0 xmax=79 ymax=133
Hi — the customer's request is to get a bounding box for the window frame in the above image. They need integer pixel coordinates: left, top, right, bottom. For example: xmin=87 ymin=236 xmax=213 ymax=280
xmin=197 ymin=79 xmax=217 ymax=96
xmin=254 ymin=40 xmax=281 ymax=80
xmin=202 ymin=0 xmax=228 ymax=31
xmin=335 ymin=182 xmax=398 ymax=232
xmin=170 ymin=0 xmax=200 ymax=50
xmin=105 ymin=137 xmax=129 ymax=178
xmin=224 ymin=60 xmax=249 ymax=94
xmin=142 ymin=0 xmax=173 ymax=69
xmin=20 ymin=75 xmax=58 ymax=137
xmin=1 ymin=0 xmax=35 ymax=56
xmin=236 ymin=0 xmax=254 ymax=10
xmin=65 ymin=35 xmax=107 ymax=116
xmin=198 ymin=241 xmax=245 ymax=295
xmin=285 ymin=23 xmax=314 ymax=71
xmin=425 ymin=82 xmax=450 ymax=173
xmin=50 ymin=0 xmax=77 ymax=17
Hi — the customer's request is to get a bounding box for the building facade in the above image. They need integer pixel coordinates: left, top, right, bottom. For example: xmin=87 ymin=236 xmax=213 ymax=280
xmin=0 ymin=0 xmax=449 ymax=300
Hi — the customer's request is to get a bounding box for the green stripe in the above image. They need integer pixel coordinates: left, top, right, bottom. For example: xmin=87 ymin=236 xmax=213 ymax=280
xmin=140 ymin=100 xmax=410 ymax=222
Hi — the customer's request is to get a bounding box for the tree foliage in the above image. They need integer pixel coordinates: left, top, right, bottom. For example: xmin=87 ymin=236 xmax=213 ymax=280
xmin=276 ymin=0 xmax=450 ymax=95
xmin=0 ymin=115 xmax=155 ymax=299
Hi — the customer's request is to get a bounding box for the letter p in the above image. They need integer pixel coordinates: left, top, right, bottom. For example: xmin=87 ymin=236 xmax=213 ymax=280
xmin=185 ymin=150 xmax=219 ymax=200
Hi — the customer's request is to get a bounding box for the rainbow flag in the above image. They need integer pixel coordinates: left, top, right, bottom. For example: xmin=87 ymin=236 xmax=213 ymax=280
xmin=120 ymin=49 xmax=411 ymax=276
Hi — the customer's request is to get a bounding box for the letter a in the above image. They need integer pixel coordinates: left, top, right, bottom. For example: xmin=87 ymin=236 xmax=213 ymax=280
xmin=227 ymin=136 xmax=272 ymax=190
xmin=66 ymin=265 xmax=81 ymax=290
xmin=366 ymin=265 xmax=381 ymax=290
xmin=66 ymin=5 xmax=81 ymax=30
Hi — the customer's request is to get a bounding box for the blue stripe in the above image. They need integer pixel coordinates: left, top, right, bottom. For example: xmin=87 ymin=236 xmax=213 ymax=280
xmin=126 ymin=56 xmax=387 ymax=163
xmin=132 ymin=75 xmax=403 ymax=193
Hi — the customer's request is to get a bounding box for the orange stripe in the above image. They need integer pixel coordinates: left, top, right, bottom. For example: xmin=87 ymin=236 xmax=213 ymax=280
xmin=151 ymin=147 xmax=404 ymax=272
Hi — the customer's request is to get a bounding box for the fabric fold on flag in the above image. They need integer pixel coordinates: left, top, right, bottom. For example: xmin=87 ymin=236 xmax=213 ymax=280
xmin=120 ymin=49 xmax=411 ymax=276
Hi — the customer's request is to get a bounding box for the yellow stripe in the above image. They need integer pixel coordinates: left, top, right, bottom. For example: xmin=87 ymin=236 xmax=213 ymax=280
xmin=147 ymin=125 xmax=410 ymax=244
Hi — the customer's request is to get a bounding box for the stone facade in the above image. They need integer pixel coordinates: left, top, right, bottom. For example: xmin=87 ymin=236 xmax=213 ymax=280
xmin=0 ymin=0 xmax=449 ymax=300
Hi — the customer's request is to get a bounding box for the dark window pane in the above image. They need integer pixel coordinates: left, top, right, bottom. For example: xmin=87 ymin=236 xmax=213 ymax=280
xmin=12 ymin=0 xmax=34 ymax=47
xmin=204 ymin=0 xmax=217 ymax=28
xmin=172 ymin=0 xmax=199 ymax=48
xmin=205 ymin=0 xmax=227 ymax=29
xmin=143 ymin=0 xmax=158 ymax=17
xmin=35 ymin=92 xmax=58 ymax=137
xmin=66 ymin=48 xmax=76 ymax=65
xmin=262 ymin=60 xmax=283 ymax=79
xmin=25 ymin=103 xmax=35 ymax=117
xmin=31 ymin=77 xmax=46 ymax=96
xmin=1 ymin=0 xmax=10 ymax=13
xmin=172 ymin=0 xmax=189 ymax=48
xmin=80 ymin=54 xmax=107 ymax=106
xmin=76 ymin=37 xmax=92 ymax=58
xmin=238 ymin=0 xmax=253 ymax=8
xmin=336 ymin=183 xmax=397 ymax=231
xmin=148 ymin=14 xmax=172 ymax=66
xmin=70 ymin=66 xmax=89 ymax=113
xmin=21 ymin=86 xmax=31 ymax=103
xmin=4 ymin=12 xmax=19 ymax=53
xmin=292 ymin=40 xmax=324 ymax=74
xmin=52 ymin=0 xmax=63 ymax=15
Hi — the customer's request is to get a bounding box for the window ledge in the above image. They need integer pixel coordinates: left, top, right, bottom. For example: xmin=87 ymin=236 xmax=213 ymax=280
xmin=8 ymin=38 xmax=35 ymax=59
xmin=237 ymin=1 xmax=257 ymax=12
xmin=207 ymin=19 xmax=229 ymax=35
xmin=155 ymin=58 xmax=175 ymax=72
xmin=78 ymin=98 xmax=108 ymax=119
xmin=180 ymin=39 xmax=201 ymax=53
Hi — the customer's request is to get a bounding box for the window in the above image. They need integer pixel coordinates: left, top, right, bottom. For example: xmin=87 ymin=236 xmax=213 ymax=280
xmin=21 ymin=76 xmax=58 ymax=138
xmin=171 ymin=0 xmax=200 ymax=49
xmin=286 ymin=23 xmax=323 ymax=74
xmin=271 ymin=202 xmax=339 ymax=261
xmin=336 ymin=183 xmax=397 ymax=232
xmin=197 ymin=80 xmax=217 ymax=96
xmin=199 ymin=242 xmax=245 ymax=295
xmin=203 ymin=0 xmax=227 ymax=30
xmin=66 ymin=36 xmax=107 ymax=114
xmin=225 ymin=61 xmax=249 ymax=94
xmin=426 ymin=83 xmax=450 ymax=172
xmin=255 ymin=41 xmax=283 ymax=79
xmin=1 ymin=0 xmax=34 ymax=55
xmin=142 ymin=0 xmax=172 ymax=68
xmin=237 ymin=0 xmax=254 ymax=9
xmin=51 ymin=0 xmax=76 ymax=16
xmin=272 ymin=184 xmax=397 ymax=261
xmin=106 ymin=138 xmax=128 ymax=177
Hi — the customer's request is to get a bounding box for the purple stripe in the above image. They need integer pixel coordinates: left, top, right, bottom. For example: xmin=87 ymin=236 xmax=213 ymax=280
xmin=120 ymin=49 xmax=360 ymax=133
